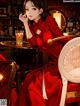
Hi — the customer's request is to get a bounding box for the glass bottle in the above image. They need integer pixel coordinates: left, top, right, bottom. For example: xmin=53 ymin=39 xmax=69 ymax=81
xmin=8 ymin=20 xmax=13 ymax=36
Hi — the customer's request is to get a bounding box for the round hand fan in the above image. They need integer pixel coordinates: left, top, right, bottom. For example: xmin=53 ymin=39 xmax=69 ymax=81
xmin=58 ymin=37 xmax=80 ymax=83
xmin=58 ymin=37 xmax=80 ymax=106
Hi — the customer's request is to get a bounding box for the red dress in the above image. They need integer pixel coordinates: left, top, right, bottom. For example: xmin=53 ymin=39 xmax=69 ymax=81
xmin=18 ymin=16 xmax=72 ymax=106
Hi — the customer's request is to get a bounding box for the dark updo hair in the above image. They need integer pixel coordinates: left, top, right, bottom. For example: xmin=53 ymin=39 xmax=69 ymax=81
xmin=23 ymin=0 xmax=49 ymax=21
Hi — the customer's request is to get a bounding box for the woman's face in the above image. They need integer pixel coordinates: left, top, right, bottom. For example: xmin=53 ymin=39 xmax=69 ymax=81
xmin=25 ymin=1 xmax=43 ymax=22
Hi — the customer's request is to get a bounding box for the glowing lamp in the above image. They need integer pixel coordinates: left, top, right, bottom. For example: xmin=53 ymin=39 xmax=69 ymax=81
xmin=0 ymin=73 xmax=4 ymax=81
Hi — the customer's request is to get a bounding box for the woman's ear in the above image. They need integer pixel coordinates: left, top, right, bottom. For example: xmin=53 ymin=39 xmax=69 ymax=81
xmin=39 ymin=8 xmax=43 ymax=14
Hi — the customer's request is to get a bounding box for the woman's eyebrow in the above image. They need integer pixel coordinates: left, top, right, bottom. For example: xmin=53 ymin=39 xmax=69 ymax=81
xmin=31 ymin=5 xmax=36 ymax=7
xmin=32 ymin=5 xmax=36 ymax=7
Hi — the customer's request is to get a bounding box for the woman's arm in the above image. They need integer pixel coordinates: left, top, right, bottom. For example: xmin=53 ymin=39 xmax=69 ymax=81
xmin=46 ymin=16 xmax=63 ymax=37
xmin=19 ymin=14 xmax=32 ymax=39
xmin=19 ymin=14 xmax=36 ymax=46
xmin=46 ymin=16 xmax=73 ymax=45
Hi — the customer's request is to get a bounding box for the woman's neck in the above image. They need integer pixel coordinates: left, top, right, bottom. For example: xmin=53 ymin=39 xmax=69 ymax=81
xmin=34 ymin=15 xmax=41 ymax=23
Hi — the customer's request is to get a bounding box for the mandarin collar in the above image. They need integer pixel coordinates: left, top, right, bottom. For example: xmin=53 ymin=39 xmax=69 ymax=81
xmin=33 ymin=17 xmax=43 ymax=25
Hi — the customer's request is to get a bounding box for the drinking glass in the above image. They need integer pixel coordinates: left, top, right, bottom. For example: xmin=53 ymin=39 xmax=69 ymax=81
xmin=15 ymin=30 xmax=24 ymax=46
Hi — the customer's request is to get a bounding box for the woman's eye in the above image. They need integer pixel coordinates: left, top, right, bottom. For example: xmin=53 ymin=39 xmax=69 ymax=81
xmin=25 ymin=9 xmax=29 ymax=11
xmin=32 ymin=8 xmax=36 ymax=10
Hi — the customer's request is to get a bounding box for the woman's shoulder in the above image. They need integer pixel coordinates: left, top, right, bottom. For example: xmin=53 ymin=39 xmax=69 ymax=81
xmin=46 ymin=15 xmax=55 ymax=22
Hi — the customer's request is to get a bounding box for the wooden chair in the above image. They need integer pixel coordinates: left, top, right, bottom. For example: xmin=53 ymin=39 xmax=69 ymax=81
xmin=0 ymin=60 xmax=18 ymax=106
xmin=58 ymin=37 xmax=80 ymax=106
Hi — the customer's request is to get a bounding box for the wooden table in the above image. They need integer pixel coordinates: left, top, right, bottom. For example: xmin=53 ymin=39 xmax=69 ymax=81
xmin=0 ymin=40 xmax=38 ymax=65
xmin=0 ymin=40 xmax=32 ymax=49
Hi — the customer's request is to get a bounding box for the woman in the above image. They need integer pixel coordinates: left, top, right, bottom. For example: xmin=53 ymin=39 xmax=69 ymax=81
xmin=18 ymin=0 xmax=73 ymax=106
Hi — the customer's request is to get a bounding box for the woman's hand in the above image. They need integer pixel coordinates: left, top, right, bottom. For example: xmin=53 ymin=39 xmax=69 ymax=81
xmin=19 ymin=13 xmax=33 ymax=39
xmin=19 ymin=13 xmax=28 ymax=23
xmin=47 ymin=39 xmax=53 ymax=45
xmin=47 ymin=35 xmax=71 ymax=45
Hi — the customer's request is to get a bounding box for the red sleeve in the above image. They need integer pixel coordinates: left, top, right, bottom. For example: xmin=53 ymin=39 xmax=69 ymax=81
xmin=46 ymin=16 xmax=62 ymax=37
xmin=46 ymin=16 xmax=72 ymax=44
xmin=43 ymin=31 xmax=53 ymax=42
